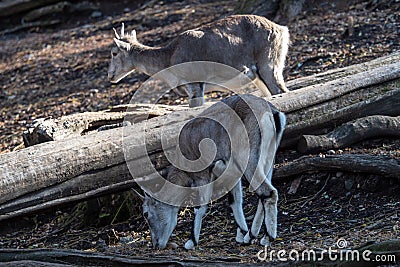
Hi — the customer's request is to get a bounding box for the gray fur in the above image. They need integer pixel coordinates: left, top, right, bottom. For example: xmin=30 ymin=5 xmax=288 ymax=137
xmin=108 ymin=15 xmax=290 ymax=107
xmin=142 ymin=94 xmax=286 ymax=249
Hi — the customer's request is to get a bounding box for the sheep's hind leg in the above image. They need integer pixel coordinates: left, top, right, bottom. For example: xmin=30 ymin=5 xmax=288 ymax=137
xmin=243 ymin=198 xmax=264 ymax=244
xmin=243 ymin=166 xmax=278 ymax=246
xmin=228 ymin=179 xmax=249 ymax=244
xmin=259 ymin=187 xmax=278 ymax=246
xmin=186 ymin=83 xmax=205 ymax=107
xmin=243 ymin=187 xmax=277 ymax=246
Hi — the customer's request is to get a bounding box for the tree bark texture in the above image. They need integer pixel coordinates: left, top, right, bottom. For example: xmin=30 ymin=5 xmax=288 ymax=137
xmin=23 ymin=104 xmax=188 ymax=146
xmin=282 ymin=87 xmax=400 ymax=147
xmin=0 ymin=0 xmax=60 ymax=17
xmin=285 ymin=52 xmax=400 ymax=90
xmin=274 ymin=154 xmax=400 ymax=180
xmin=0 ymin=248 xmax=245 ymax=267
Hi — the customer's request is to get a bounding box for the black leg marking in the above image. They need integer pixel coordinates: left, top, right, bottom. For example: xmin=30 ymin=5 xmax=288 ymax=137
xmin=189 ymin=219 xmax=197 ymax=246
xmin=189 ymin=205 xmax=201 ymax=246
xmin=227 ymin=192 xmax=234 ymax=205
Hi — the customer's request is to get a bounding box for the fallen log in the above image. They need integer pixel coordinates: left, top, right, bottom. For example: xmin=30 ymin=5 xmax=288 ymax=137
xmin=1 ymin=54 xmax=400 ymax=221
xmin=283 ymin=87 xmax=400 ymax=147
xmin=22 ymin=2 xmax=97 ymax=23
xmin=24 ymin=61 xmax=400 ymax=147
xmin=0 ymin=0 xmax=60 ymax=17
xmin=283 ymin=76 xmax=400 ymax=128
xmin=285 ymin=52 xmax=400 ymax=90
xmin=0 ymin=106 xmax=198 ymax=205
xmin=0 ymin=248 xmax=291 ymax=267
xmin=298 ymin=115 xmax=400 ymax=153
xmin=268 ymin=59 xmax=400 ymax=112
xmin=274 ymin=154 xmax=400 ymax=179
xmin=0 ymin=20 xmax=61 ymax=35
xmin=23 ymin=104 xmax=189 ymax=146
xmin=0 ymin=240 xmax=398 ymax=266
xmin=0 ymin=248 xmax=240 ymax=267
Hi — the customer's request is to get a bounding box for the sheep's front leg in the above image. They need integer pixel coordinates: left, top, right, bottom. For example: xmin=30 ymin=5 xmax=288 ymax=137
xmin=228 ymin=180 xmax=249 ymax=244
xmin=184 ymin=205 xmax=207 ymax=250
xmin=185 ymin=83 xmax=205 ymax=107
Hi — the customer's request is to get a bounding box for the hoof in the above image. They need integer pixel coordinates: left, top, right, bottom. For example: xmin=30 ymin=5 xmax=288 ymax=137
xmin=243 ymin=231 xmax=252 ymax=245
xmin=184 ymin=239 xmax=195 ymax=250
xmin=235 ymin=228 xmax=245 ymax=244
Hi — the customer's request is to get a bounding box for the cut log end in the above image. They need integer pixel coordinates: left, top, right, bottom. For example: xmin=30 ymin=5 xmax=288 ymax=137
xmin=297 ymin=135 xmax=334 ymax=153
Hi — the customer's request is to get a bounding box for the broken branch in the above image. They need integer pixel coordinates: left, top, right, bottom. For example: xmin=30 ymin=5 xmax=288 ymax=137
xmin=298 ymin=115 xmax=400 ymax=153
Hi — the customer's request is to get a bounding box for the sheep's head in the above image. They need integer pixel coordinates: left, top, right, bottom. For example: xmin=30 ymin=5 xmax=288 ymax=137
xmin=142 ymin=192 xmax=179 ymax=249
xmin=108 ymin=23 xmax=139 ymax=83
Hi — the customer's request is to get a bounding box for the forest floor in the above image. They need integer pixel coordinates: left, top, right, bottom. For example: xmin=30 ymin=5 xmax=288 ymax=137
xmin=0 ymin=0 xmax=399 ymax=264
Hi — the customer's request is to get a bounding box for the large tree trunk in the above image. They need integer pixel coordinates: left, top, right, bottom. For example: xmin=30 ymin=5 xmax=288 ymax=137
xmin=0 ymin=53 xmax=399 ymax=221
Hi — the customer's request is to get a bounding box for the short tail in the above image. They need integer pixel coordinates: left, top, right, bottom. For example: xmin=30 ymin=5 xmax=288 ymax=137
xmin=270 ymin=103 xmax=286 ymax=146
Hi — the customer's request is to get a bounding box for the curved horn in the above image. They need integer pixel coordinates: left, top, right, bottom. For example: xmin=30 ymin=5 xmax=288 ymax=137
xmin=131 ymin=29 xmax=137 ymax=40
xmin=113 ymin=28 xmax=120 ymax=39
xmin=121 ymin=23 xmax=125 ymax=37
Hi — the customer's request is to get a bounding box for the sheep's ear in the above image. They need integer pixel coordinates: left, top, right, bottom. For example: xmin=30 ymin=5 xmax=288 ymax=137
xmin=114 ymin=38 xmax=131 ymax=51
xmin=131 ymin=30 xmax=137 ymax=40
xmin=131 ymin=188 xmax=145 ymax=200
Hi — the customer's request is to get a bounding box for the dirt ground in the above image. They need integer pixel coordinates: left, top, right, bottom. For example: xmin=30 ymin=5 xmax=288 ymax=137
xmin=0 ymin=0 xmax=399 ymax=264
